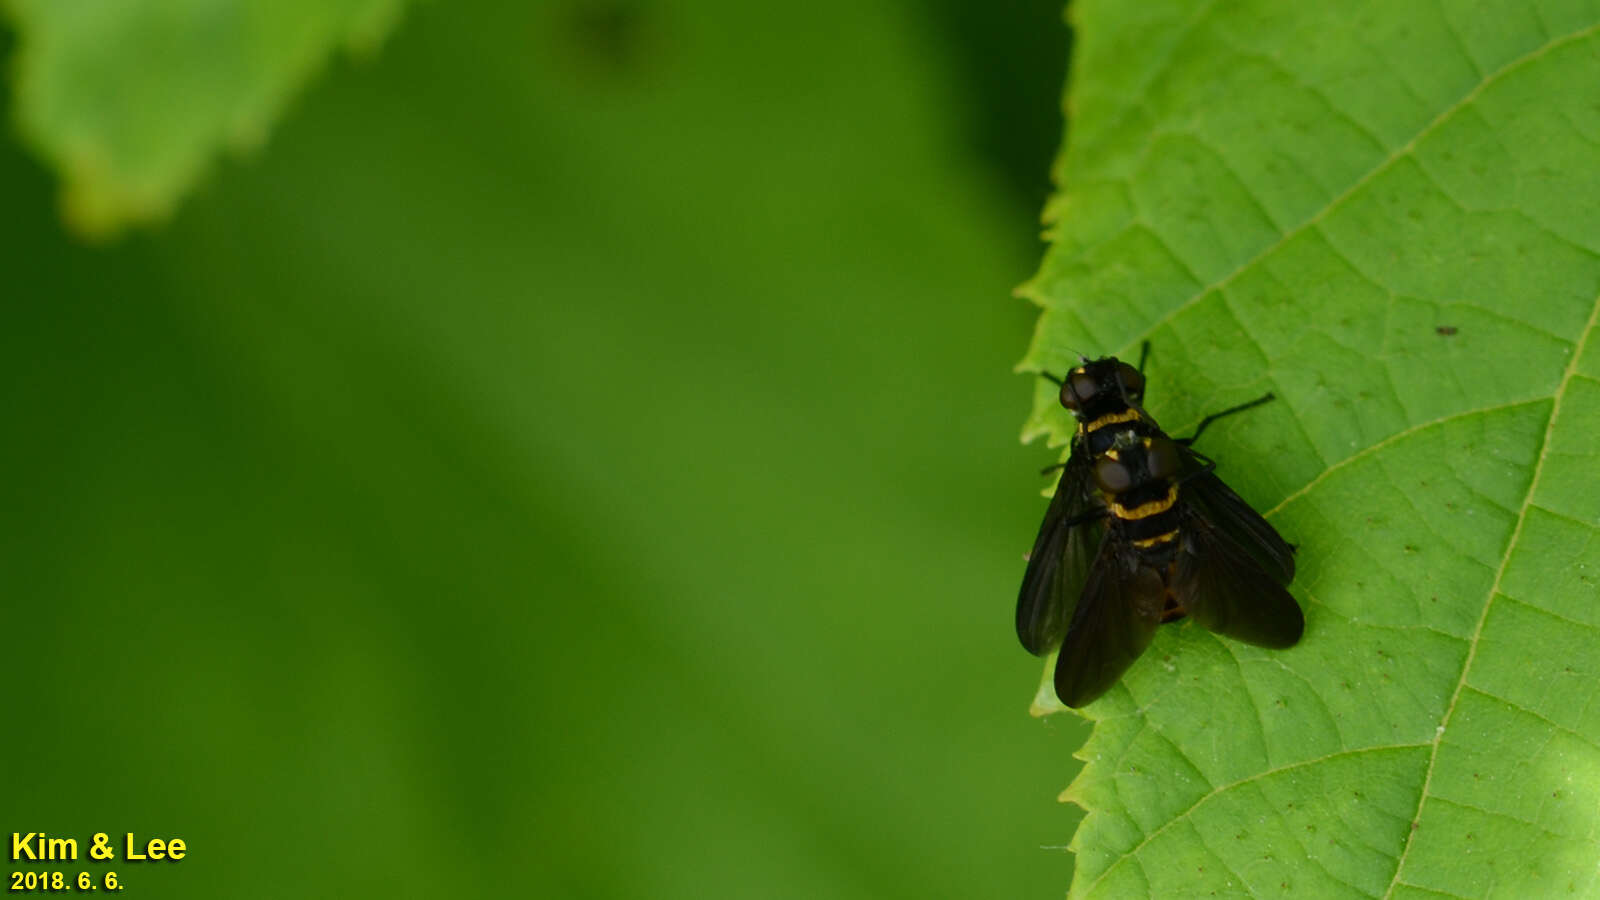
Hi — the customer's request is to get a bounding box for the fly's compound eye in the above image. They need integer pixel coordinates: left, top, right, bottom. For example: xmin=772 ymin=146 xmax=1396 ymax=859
xmin=1060 ymin=371 xmax=1099 ymax=410
xmin=1116 ymin=362 xmax=1145 ymax=400
xmin=1146 ymin=438 xmax=1181 ymax=480
xmin=1093 ymin=457 xmax=1133 ymax=494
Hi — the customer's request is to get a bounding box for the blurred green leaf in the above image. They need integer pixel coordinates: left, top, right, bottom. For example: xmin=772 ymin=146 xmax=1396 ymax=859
xmin=1020 ymin=0 xmax=1600 ymax=895
xmin=0 ymin=1 xmax=1080 ymax=897
xmin=2 ymin=0 xmax=402 ymax=236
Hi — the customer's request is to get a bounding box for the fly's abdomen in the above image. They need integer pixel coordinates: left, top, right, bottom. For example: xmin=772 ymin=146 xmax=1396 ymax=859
xmin=1108 ymin=480 xmax=1181 ymax=561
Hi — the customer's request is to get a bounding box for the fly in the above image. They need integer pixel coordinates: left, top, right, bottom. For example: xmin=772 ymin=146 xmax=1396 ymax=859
xmin=1016 ymin=345 xmax=1302 ymax=707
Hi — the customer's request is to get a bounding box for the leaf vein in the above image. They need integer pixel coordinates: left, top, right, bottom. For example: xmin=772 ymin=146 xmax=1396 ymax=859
xmin=1425 ymin=795 xmax=1586 ymax=843
xmin=1458 ymin=684 xmax=1600 ymax=755
xmin=1261 ymin=779 xmax=1384 ymax=898
xmin=1072 ymin=0 xmax=1225 ymax=167
xmin=1261 ymin=397 xmax=1547 ymax=519
xmin=1524 ymin=502 xmax=1600 ymax=533
xmin=1381 ymin=281 xmax=1600 ymax=896
xmin=1433 ymin=0 xmax=1486 ymax=81
xmin=1213 ymin=637 xmax=1273 ymax=765
xmin=1390 ymin=880 xmax=1471 ymax=899
xmin=1497 ymin=590 xmax=1600 ymax=633
xmin=1121 ymin=21 xmax=1600 ymax=361
xmin=1079 ymin=743 xmax=1429 ymax=897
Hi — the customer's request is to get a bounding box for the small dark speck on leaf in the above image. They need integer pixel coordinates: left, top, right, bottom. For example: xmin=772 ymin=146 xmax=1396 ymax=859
xmin=1436 ymin=325 xmax=1459 ymax=336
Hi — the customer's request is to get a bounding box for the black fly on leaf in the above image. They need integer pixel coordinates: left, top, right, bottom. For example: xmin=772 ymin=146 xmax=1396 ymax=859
xmin=1017 ymin=345 xmax=1302 ymax=707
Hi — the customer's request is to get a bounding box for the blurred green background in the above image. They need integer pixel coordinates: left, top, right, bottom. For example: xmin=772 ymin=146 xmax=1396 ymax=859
xmin=0 ymin=1 xmax=1089 ymax=896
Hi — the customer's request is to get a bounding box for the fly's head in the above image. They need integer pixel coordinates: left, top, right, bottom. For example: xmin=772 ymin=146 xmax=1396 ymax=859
xmin=1057 ymin=356 xmax=1146 ymax=421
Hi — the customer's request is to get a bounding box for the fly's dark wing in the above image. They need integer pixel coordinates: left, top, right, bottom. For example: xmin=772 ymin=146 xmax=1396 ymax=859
xmin=1016 ymin=452 xmax=1104 ymax=656
xmin=1052 ymin=541 xmax=1166 ymax=708
xmin=1174 ymin=514 xmax=1304 ymax=648
xmin=1178 ymin=448 xmax=1295 ymax=584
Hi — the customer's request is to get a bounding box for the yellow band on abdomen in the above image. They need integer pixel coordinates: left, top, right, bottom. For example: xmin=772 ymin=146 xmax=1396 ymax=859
xmin=1110 ymin=486 xmax=1177 ymax=520
xmin=1131 ymin=531 xmax=1179 ymax=548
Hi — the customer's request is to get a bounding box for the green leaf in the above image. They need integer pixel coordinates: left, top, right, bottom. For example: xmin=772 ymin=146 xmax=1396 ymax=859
xmin=2 ymin=0 xmax=404 ymax=237
xmin=1020 ymin=1 xmax=1600 ymax=895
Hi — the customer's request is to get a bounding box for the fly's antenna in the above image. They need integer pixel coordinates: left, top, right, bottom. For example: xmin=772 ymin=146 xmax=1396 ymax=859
xmin=1035 ymin=342 xmax=1096 ymax=384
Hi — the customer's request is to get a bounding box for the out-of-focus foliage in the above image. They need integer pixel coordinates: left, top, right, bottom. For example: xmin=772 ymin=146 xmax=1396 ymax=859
xmin=2 ymin=0 xmax=402 ymax=236
xmin=0 ymin=0 xmax=1084 ymax=897
xmin=1022 ymin=0 xmax=1600 ymax=896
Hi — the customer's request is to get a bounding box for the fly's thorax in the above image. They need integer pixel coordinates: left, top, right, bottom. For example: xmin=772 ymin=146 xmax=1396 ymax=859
xmin=1092 ymin=434 xmax=1184 ymax=559
xmin=1082 ymin=413 xmax=1158 ymax=455
xmin=1090 ymin=434 xmax=1180 ymax=499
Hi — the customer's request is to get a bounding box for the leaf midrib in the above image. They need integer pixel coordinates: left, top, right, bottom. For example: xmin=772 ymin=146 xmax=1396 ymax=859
xmin=1379 ymin=289 xmax=1600 ymax=897
xmin=1063 ymin=18 xmax=1600 ymax=899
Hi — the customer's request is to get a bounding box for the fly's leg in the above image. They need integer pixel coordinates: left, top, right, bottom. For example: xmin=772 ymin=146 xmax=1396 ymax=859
xmin=1179 ymin=393 xmax=1275 ymax=445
